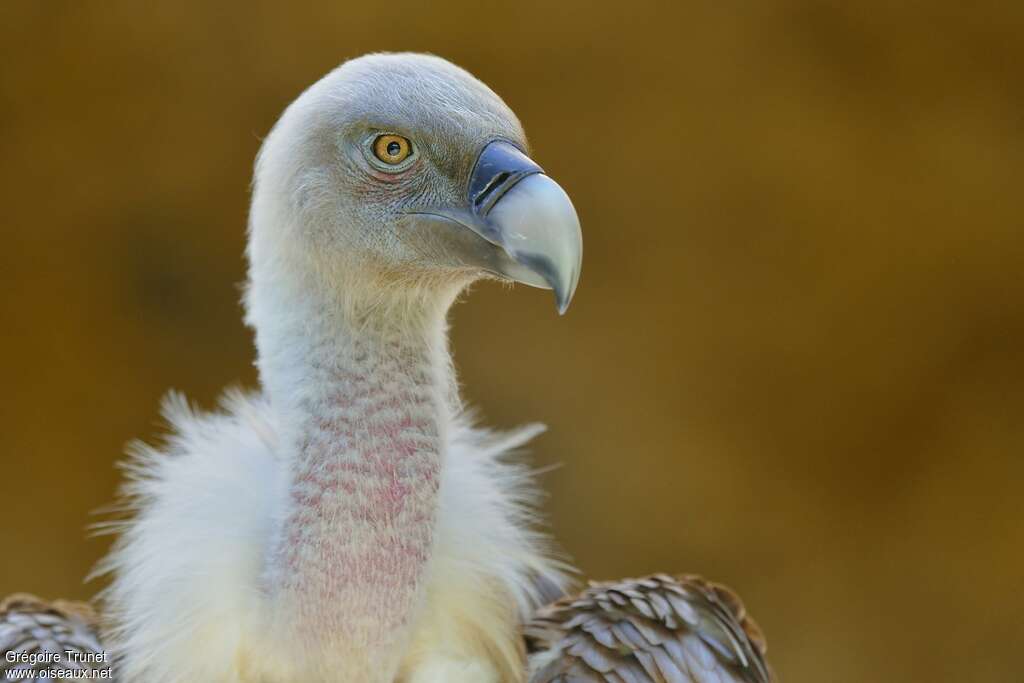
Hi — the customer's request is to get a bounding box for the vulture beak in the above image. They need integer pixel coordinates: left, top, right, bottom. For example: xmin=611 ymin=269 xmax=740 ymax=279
xmin=408 ymin=140 xmax=583 ymax=314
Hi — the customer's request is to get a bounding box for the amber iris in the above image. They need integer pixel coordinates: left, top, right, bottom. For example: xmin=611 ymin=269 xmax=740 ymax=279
xmin=372 ymin=134 xmax=412 ymax=164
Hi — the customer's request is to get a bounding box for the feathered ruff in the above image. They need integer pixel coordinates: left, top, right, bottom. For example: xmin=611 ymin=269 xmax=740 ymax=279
xmin=92 ymin=390 xmax=570 ymax=683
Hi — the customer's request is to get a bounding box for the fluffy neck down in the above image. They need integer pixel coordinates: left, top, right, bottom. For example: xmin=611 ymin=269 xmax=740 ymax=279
xmin=250 ymin=261 xmax=463 ymax=663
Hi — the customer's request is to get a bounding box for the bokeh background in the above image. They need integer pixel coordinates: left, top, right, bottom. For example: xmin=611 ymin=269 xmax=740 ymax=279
xmin=2 ymin=1 xmax=1022 ymax=681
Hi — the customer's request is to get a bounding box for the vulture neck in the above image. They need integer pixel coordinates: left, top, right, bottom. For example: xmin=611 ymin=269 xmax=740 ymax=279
xmin=252 ymin=263 xmax=461 ymax=651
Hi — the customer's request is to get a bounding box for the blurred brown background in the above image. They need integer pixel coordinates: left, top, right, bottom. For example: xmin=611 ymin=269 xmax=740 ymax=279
xmin=2 ymin=1 xmax=1022 ymax=681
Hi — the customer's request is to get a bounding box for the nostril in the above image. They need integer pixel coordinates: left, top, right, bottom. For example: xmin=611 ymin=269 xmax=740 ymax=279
xmin=473 ymin=172 xmax=511 ymax=209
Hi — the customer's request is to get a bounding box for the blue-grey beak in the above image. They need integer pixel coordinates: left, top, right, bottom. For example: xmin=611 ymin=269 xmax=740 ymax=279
xmin=407 ymin=140 xmax=583 ymax=314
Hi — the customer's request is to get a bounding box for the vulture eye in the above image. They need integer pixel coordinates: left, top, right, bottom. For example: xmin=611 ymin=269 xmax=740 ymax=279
xmin=372 ymin=134 xmax=413 ymax=165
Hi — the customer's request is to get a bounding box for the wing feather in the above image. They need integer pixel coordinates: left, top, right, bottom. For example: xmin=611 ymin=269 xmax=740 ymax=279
xmin=525 ymin=575 xmax=773 ymax=683
xmin=0 ymin=594 xmax=114 ymax=681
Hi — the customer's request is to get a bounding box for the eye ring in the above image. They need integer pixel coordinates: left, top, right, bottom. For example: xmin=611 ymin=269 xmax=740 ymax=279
xmin=366 ymin=133 xmax=416 ymax=171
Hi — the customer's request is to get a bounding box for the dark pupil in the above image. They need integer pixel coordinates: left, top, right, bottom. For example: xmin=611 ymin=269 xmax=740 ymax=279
xmin=386 ymin=141 xmax=402 ymax=157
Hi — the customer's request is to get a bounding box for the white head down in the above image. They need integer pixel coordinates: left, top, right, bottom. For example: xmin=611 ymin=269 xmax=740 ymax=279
xmin=246 ymin=53 xmax=581 ymax=328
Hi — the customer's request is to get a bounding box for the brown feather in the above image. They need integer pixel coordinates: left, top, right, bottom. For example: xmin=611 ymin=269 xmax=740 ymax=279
xmin=525 ymin=575 xmax=773 ymax=683
xmin=0 ymin=593 xmax=113 ymax=680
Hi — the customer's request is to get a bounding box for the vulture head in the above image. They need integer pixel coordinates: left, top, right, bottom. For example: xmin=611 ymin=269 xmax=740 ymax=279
xmin=247 ymin=53 xmax=582 ymax=324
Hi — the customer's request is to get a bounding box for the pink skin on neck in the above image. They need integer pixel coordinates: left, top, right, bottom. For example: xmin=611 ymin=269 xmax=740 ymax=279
xmin=269 ymin=328 xmax=445 ymax=645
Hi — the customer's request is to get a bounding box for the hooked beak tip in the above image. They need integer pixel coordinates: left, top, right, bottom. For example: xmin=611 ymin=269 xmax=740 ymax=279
xmin=509 ymin=249 xmax=579 ymax=315
xmin=484 ymin=171 xmax=582 ymax=314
